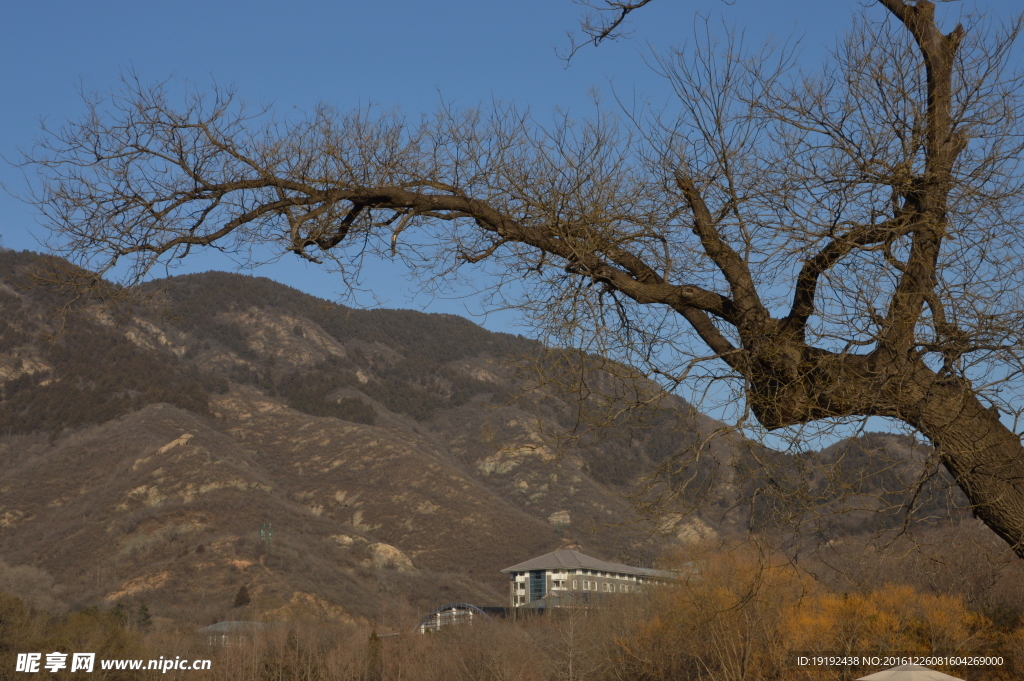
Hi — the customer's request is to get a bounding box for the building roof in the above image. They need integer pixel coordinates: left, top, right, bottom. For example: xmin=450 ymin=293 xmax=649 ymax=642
xmin=197 ymin=621 xmax=283 ymax=634
xmin=501 ymin=549 xmax=673 ymax=578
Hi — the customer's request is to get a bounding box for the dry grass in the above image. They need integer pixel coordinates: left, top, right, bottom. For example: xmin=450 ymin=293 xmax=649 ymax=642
xmin=4 ymin=539 xmax=1023 ymax=681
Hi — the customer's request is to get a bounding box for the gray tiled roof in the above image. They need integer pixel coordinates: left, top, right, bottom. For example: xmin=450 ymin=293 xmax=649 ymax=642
xmin=198 ymin=621 xmax=282 ymax=633
xmin=501 ymin=549 xmax=672 ymax=578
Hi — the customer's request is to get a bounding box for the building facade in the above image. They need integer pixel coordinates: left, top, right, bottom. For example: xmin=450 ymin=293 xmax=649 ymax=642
xmin=417 ymin=603 xmax=489 ymax=633
xmin=501 ymin=549 xmax=672 ymax=608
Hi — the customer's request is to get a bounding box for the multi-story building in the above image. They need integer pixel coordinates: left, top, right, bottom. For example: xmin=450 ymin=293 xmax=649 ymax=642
xmin=501 ymin=548 xmax=673 ymax=608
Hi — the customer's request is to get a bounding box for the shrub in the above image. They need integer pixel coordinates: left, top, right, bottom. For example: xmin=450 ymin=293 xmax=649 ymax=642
xmin=233 ymin=585 xmax=251 ymax=608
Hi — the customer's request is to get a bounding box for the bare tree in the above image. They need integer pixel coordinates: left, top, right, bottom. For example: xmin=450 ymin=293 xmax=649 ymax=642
xmin=22 ymin=2 xmax=1024 ymax=554
xmin=562 ymin=0 xmax=658 ymax=61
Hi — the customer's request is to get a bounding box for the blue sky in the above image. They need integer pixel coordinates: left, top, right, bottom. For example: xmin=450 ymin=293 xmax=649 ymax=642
xmin=2 ymin=0 xmax=1019 ymax=332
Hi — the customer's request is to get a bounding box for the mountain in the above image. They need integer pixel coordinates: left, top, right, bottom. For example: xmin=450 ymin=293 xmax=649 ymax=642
xmin=0 ymin=250 xmax=735 ymax=625
xmin=0 ymin=250 xmax=969 ymax=626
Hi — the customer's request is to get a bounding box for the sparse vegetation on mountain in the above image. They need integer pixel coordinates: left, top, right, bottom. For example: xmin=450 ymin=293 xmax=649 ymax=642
xmin=24 ymin=0 xmax=1024 ymax=558
xmin=0 ymin=321 xmax=224 ymax=435
xmin=0 ymin=249 xmax=1004 ymax=629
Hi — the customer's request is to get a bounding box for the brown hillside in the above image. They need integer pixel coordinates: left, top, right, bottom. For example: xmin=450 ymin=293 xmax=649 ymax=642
xmin=0 ymin=249 xmax=969 ymax=626
xmin=0 ymin=251 xmax=703 ymax=625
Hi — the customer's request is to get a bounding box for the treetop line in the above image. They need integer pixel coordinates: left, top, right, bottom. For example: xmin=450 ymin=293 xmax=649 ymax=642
xmin=22 ymin=1 xmax=1024 ymax=556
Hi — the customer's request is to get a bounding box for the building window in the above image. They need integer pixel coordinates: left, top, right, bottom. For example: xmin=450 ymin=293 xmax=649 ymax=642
xmin=530 ymin=570 xmax=546 ymax=601
xmin=573 ymin=580 xmax=578 ymax=589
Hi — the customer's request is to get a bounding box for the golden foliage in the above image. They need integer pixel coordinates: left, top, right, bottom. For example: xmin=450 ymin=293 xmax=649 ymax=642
xmin=607 ymin=545 xmax=1018 ymax=680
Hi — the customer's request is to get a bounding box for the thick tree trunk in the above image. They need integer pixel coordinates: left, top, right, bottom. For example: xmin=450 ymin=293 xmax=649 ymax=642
xmin=914 ymin=384 xmax=1024 ymax=557
xmin=741 ymin=338 xmax=1024 ymax=557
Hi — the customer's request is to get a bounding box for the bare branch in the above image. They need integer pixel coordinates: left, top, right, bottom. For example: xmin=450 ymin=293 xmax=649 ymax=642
xmin=22 ymin=2 xmax=1024 ymax=556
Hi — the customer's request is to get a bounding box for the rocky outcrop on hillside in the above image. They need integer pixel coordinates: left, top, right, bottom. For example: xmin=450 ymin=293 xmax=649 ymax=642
xmin=0 ymin=251 xmax=714 ymax=624
xmin=0 ymin=250 xmax=961 ymax=626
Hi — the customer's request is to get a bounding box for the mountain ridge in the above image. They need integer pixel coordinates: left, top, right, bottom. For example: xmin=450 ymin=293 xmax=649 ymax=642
xmin=0 ymin=250 xmax=700 ymax=624
xmin=0 ymin=249 xmax=968 ymax=626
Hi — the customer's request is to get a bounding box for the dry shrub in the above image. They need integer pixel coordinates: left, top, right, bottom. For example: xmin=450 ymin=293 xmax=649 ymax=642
xmin=786 ymin=585 xmax=988 ymax=658
xmin=607 ymin=543 xmax=1021 ymax=681
xmin=783 ymin=585 xmax=1018 ymax=680
xmin=0 ymin=592 xmax=146 ymax=681
xmin=608 ymin=543 xmax=809 ymax=681
xmin=5 ymin=551 xmax=1024 ymax=681
xmin=0 ymin=561 xmax=63 ymax=612
xmin=393 ymin=618 xmax=550 ymax=681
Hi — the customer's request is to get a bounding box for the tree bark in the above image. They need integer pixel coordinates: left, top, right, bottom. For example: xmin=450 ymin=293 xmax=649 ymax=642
xmin=914 ymin=383 xmax=1024 ymax=557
